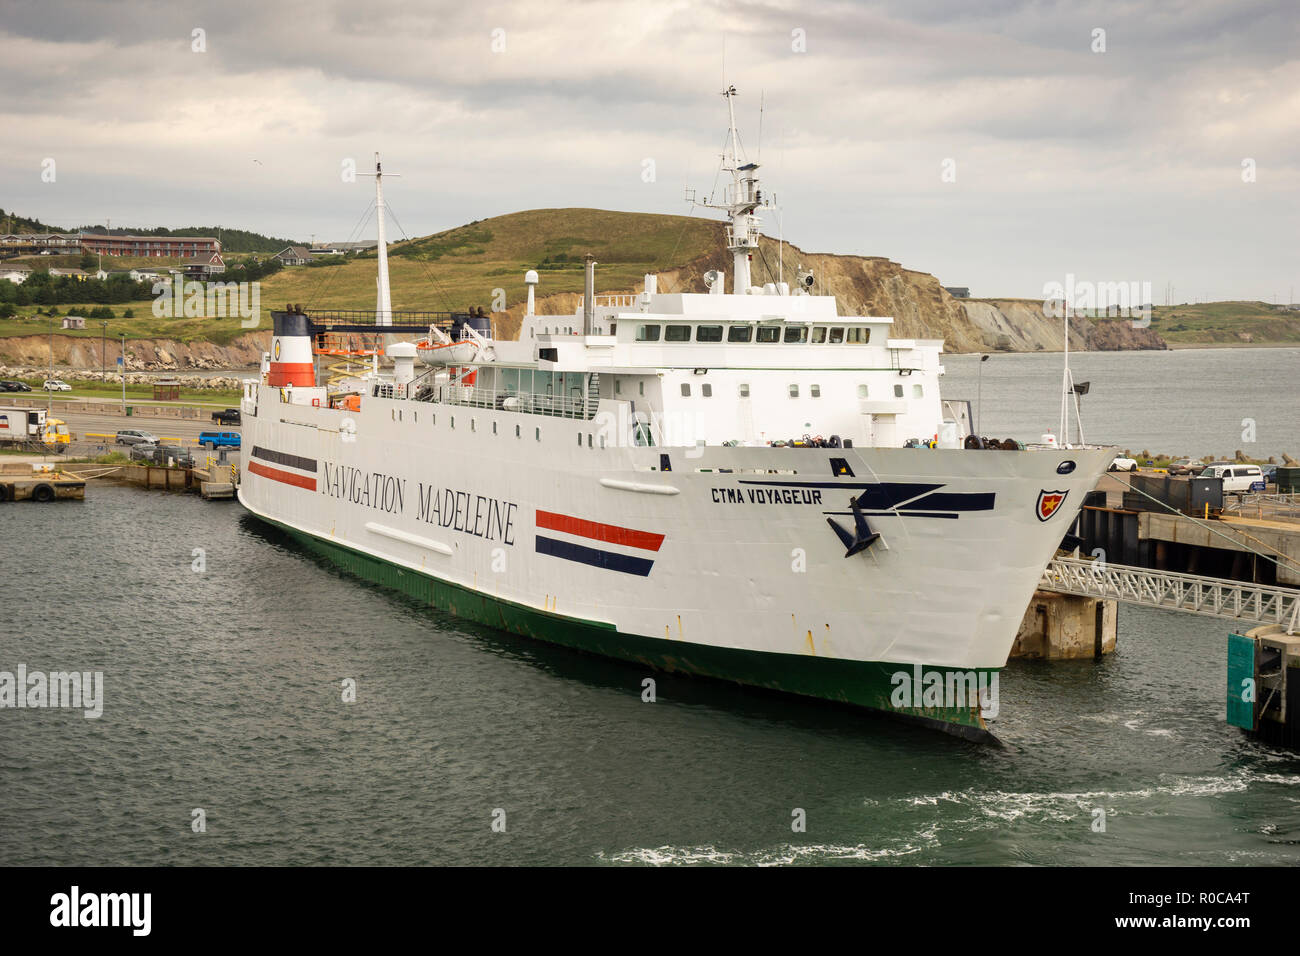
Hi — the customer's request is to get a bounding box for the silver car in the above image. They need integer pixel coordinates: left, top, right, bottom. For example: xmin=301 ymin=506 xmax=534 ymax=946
xmin=115 ymin=429 xmax=160 ymax=446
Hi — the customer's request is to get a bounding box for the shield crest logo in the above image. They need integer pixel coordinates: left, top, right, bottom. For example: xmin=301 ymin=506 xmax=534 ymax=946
xmin=273 ymin=339 xmax=281 ymax=361
xmin=1036 ymin=489 xmax=1068 ymax=522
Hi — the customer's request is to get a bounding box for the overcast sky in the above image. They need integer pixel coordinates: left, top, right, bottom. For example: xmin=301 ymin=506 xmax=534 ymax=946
xmin=2 ymin=0 xmax=1296 ymax=300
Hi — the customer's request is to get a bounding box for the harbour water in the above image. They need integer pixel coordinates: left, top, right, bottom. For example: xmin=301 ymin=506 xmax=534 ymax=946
xmin=2 ymin=348 xmax=1298 ymax=867
xmin=942 ymin=347 xmax=1300 ymax=460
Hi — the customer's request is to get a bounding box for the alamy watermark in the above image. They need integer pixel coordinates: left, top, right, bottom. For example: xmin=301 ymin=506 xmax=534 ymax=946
xmin=1 ymin=665 xmax=103 ymax=718
xmin=152 ymin=279 xmax=261 ymax=328
xmin=1042 ymin=273 xmax=1152 ymax=328
xmin=889 ymin=665 xmax=999 ymax=719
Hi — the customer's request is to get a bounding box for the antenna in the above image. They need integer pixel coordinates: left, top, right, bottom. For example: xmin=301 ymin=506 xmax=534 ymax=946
xmin=757 ymin=90 xmax=764 ymax=163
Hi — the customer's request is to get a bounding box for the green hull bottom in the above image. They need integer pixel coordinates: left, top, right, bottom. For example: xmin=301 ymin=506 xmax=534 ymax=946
xmin=253 ymin=511 xmax=997 ymax=741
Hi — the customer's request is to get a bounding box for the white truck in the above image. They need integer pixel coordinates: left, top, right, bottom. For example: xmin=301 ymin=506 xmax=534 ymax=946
xmin=0 ymin=406 xmax=71 ymax=450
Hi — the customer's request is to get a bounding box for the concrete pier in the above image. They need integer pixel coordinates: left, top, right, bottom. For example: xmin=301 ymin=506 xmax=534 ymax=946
xmin=1010 ymin=590 xmax=1117 ymax=659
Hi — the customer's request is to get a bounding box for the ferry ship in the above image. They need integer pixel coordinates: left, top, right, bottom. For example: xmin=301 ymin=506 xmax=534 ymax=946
xmin=238 ymin=89 xmax=1115 ymax=739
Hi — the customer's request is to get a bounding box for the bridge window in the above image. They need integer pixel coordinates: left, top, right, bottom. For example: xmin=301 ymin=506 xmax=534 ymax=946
xmin=829 ymin=327 xmax=845 ymax=344
xmin=784 ymin=326 xmax=808 ymax=343
xmin=639 ymin=382 xmax=644 ymax=396
xmin=665 ymin=325 xmax=691 ymax=342
xmin=702 ymin=384 xmax=712 ymax=398
xmin=535 ymin=427 xmax=541 ymax=441
xmin=757 ymin=327 xmax=780 ymax=343
xmin=912 ymin=384 xmax=923 ymax=398
xmin=636 ymin=324 xmax=661 ymax=342
xmin=847 ymin=327 xmax=870 ymax=344
xmin=681 ymin=383 xmax=691 ymax=397
xmin=811 ymin=326 xmax=828 ymax=344
xmin=858 ymin=384 xmax=868 ymax=398
xmin=614 ymin=380 xmax=621 ymax=394
xmin=739 ymin=383 xmax=750 ymax=397
xmin=893 ymin=384 xmax=904 ymax=398
xmin=451 ymin=416 xmax=455 ymax=428
xmin=515 ymin=424 xmax=521 ymax=438
xmin=811 ymin=384 xmax=821 ymax=398
xmin=577 ymin=432 xmax=582 ymax=446
xmin=697 ymin=325 xmax=723 ymax=342
xmin=587 ymin=434 xmax=593 ymax=448
xmin=492 ymin=421 xmax=497 ymax=435
xmin=788 ymin=384 xmax=799 ymax=398
xmin=728 ymin=325 xmax=753 ymax=342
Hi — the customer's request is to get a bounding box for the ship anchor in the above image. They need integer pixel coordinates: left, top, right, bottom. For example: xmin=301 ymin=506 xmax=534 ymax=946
xmin=827 ymin=495 xmax=881 ymax=558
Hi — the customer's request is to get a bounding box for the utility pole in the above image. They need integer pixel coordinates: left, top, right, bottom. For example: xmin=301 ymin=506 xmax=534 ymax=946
xmin=100 ymin=319 xmax=108 ymax=383
xmin=120 ymin=332 xmax=127 ymax=414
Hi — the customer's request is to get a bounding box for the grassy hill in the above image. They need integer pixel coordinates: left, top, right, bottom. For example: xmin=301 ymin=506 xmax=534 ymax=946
xmin=2 ymin=208 xmax=1298 ymax=357
xmin=1147 ymin=301 xmax=1300 ymax=346
xmin=256 ymin=208 xmax=724 ymax=314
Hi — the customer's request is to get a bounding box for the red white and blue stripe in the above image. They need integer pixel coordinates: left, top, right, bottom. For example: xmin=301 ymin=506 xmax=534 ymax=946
xmin=534 ymin=510 xmax=664 ymax=577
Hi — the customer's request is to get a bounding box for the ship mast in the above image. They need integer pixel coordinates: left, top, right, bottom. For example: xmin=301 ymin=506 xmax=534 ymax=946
xmin=374 ymin=153 xmax=392 ymax=327
xmin=692 ymin=86 xmax=763 ymax=294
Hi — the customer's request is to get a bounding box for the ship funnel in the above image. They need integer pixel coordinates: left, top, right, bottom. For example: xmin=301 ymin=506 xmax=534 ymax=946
xmin=267 ymin=307 xmax=315 ymax=387
xmin=583 ymin=255 xmax=596 ymax=335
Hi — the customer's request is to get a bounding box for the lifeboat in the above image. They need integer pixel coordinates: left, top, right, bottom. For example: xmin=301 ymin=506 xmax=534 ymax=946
xmin=416 ymin=337 xmax=479 ymax=366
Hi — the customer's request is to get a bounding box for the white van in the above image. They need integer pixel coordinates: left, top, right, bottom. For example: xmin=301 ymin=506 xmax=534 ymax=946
xmin=1200 ymin=463 xmax=1264 ymax=493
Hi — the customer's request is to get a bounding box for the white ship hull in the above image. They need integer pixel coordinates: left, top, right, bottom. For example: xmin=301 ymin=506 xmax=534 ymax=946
xmin=239 ymin=383 xmax=1111 ymax=737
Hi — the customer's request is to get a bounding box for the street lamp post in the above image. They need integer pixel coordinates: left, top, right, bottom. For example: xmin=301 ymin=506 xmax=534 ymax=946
xmin=975 ymin=353 xmax=990 ymax=436
xmin=48 ymin=314 xmax=54 ymax=414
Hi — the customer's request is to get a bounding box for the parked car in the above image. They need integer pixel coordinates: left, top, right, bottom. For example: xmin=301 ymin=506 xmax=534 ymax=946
xmin=1167 ymin=458 xmax=1205 ymax=476
xmin=1108 ymin=456 xmax=1138 ymax=472
xmin=0 ymin=380 xmax=32 ymax=392
xmin=1262 ymin=465 xmax=1278 ymax=485
xmin=115 ymin=429 xmax=160 ymax=446
xmin=198 ymin=430 xmax=241 ymax=449
xmin=211 ymin=408 xmax=242 ymax=425
xmin=128 ymin=442 xmax=159 ymax=462
xmin=1199 ymin=463 xmax=1264 ymax=493
xmin=42 ymin=379 xmax=72 ymax=391
xmin=151 ymin=444 xmax=195 ymax=468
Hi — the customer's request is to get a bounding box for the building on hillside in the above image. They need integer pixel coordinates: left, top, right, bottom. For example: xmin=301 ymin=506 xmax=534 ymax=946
xmin=79 ymin=233 xmax=221 ymax=258
xmin=181 ymin=253 xmax=225 ymax=277
xmin=0 ymin=233 xmax=82 ymax=255
xmin=0 ymin=263 xmax=33 ymax=284
xmin=49 ymin=267 xmax=91 ymax=280
xmin=273 ymin=246 xmax=315 ymax=266
xmin=326 ymin=240 xmax=378 ymax=253
xmin=943 ymin=286 xmax=971 ymax=298
xmin=61 ymin=316 xmax=86 ymax=330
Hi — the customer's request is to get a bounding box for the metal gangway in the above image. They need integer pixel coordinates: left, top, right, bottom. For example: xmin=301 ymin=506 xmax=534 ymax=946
xmin=1041 ymin=556 xmax=1300 ymax=632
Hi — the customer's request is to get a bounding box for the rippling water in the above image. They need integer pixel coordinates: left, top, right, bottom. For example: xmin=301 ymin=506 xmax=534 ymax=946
xmin=942 ymin=347 xmax=1300 ymax=460
xmin=3 ymin=350 xmax=1299 ymax=866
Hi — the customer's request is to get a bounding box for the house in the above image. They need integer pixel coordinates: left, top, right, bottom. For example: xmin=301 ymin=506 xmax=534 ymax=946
xmin=943 ymin=286 xmax=971 ymax=299
xmin=49 ymin=267 xmax=90 ymax=280
xmin=0 ymin=263 xmax=32 ymax=284
xmin=273 ymin=246 xmax=315 ymax=266
xmin=182 ymin=252 xmax=226 ymax=277
xmin=329 ymin=240 xmax=378 ymax=253
xmin=61 ymin=316 xmax=86 ymax=330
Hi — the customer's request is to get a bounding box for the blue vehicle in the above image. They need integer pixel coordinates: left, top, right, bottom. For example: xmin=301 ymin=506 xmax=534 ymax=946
xmin=198 ymin=430 xmax=241 ymax=450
